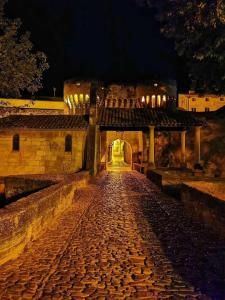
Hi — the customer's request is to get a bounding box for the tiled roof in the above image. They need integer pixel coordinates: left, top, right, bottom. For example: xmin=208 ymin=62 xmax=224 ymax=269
xmin=98 ymin=108 xmax=203 ymax=128
xmin=0 ymin=115 xmax=89 ymax=130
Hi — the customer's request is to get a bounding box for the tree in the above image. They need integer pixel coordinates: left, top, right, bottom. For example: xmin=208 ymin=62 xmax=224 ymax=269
xmin=141 ymin=0 xmax=225 ymax=94
xmin=0 ymin=0 xmax=49 ymax=98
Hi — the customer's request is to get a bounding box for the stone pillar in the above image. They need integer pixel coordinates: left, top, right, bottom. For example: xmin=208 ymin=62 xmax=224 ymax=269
xmin=194 ymin=126 xmax=201 ymax=167
xmin=138 ymin=131 xmax=143 ymax=164
xmin=148 ymin=126 xmax=155 ymax=169
xmin=181 ymin=130 xmax=186 ymax=167
xmin=93 ymin=125 xmax=100 ymax=176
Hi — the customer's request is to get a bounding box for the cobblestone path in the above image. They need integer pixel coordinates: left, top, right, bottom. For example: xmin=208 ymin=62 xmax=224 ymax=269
xmin=0 ymin=171 xmax=225 ymax=300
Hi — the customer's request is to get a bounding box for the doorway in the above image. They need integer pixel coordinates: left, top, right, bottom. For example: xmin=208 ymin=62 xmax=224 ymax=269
xmin=107 ymin=139 xmax=132 ymax=170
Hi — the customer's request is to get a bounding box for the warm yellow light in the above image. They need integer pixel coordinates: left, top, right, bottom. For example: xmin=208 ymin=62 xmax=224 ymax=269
xmin=152 ymin=95 xmax=156 ymax=108
xmin=85 ymin=94 xmax=89 ymax=102
xmin=79 ymin=94 xmax=84 ymax=103
xmin=74 ymin=94 xmax=79 ymax=105
xmin=146 ymin=95 xmax=150 ymax=104
xmin=141 ymin=96 xmax=145 ymax=103
xmin=157 ymin=95 xmax=161 ymax=106
xmin=163 ymin=95 xmax=167 ymax=102
xmin=68 ymin=98 xmax=72 ymax=109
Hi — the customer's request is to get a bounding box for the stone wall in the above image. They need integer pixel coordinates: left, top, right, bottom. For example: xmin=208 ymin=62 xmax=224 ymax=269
xmin=0 ymin=130 xmax=87 ymax=176
xmin=4 ymin=176 xmax=58 ymax=200
xmin=0 ymin=171 xmax=90 ymax=265
xmin=181 ymin=182 xmax=225 ymax=238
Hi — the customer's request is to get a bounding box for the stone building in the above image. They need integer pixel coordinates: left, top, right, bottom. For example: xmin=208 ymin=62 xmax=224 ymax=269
xmin=0 ymin=115 xmax=88 ymax=176
xmin=178 ymin=93 xmax=225 ymax=112
xmin=0 ymin=80 xmax=203 ymax=177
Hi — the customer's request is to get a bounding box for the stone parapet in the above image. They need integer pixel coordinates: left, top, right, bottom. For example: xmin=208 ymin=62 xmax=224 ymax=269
xmin=0 ymin=171 xmax=90 ymax=265
xmin=181 ymin=182 xmax=225 ymax=238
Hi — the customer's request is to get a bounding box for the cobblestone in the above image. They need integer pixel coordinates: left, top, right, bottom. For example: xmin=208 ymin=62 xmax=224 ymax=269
xmin=0 ymin=171 xmax=225 ymax=299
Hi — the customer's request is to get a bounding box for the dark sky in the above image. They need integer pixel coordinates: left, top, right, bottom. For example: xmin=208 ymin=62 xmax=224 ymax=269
xmin=5 ymin=0 xmax=188 ymax=96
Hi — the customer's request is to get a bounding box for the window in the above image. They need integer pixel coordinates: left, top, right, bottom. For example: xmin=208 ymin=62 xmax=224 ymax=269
xmin=157 ymin=95 xmax=161 ymax=107
xmin=79 ymin=94 xmax=84 ymax=102
xmin=13 ymin=134 xmax=20 ymax=151
xmin=65 ymin=135 xmax=72 ymax=152
xmin=162 ymin=95 xmax=167 ymax=102
xmin=151 ymin=95 xmax=156 ymax=108
xmin=146 ymin=95 xmax=150 ymax=104
xmin=192 ymin=108 xmax=197 ymax=112
xmin=205 ymin=107 xmax=210 ymax=112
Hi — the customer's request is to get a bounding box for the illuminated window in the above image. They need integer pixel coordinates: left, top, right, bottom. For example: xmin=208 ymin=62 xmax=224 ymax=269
xmin=192 ymin=108 xmax=197 ymax=112
xmin=13 ymin=134 xmax=20 ymax=151
xmin=157 ymin=95 xmax=161 ymax=107
xmin=162 ymin=95 xmax=167 ymax=102
xmin=85 ymin=94 xmax=89 ymax=102
xmin=141 ymin=96 xmax=145 ymax=103
xmin=151 ymin=95 xmax=156 ymax=108
xmin=79 ymin=94 xmax=84 ymax=102
xmin=67 ymin=98 xmax=72 ymax=109
xmin=74 ymin=94 xmax=79 ymax=105
xmin=65 ymin=135 xmax=72 ymax=152
xmin=146 ymin=95 xmax=150 ymax=104
xmin=205 ymin=107 xmax=210 ymax=112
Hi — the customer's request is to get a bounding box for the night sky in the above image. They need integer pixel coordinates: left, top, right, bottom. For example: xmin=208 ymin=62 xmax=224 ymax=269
xmin=5 ymin=0 xmax=188 ymax=96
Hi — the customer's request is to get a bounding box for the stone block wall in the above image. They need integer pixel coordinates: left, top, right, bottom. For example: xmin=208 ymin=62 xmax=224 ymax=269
xmin=0 ymin=130 xmax=87 ymax=176
xmin=4 ymin=176 xmax=57 ymax=200
xmin=0 ymin=171 xmax=90 ymax=265
xmin=181 ymin=183 xmax=225 ymax=238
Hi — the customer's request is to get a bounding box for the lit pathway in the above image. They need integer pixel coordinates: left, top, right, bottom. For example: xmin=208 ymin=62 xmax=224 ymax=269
xmin=0 ymin=171 xmax=225 ymax=299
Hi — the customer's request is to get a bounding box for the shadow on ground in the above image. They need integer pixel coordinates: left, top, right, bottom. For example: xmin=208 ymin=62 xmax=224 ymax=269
xmin=130 ymin=179 xmax=225 ymax=299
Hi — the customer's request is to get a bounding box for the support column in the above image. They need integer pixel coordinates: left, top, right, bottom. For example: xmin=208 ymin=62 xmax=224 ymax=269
xmin=138 ymin=131 xmax=144 ymax=164
xmin=148 ymin=126 xmax=155 ymax=169
xmin=194 ymin=126 xmax=202 ymax=168
xmin=181 ymin=130 xmax=186 ymax=167
xmin=93 ymin=125 xmax=100 ymax=176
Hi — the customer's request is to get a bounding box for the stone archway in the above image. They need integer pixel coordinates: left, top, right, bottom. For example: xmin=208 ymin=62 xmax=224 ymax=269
xmin=107 ymin=139 xmax=132 ymax=170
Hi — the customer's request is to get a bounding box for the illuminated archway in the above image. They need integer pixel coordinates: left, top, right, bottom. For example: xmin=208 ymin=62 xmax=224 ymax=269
xmin=107 ymin=139 xmax=132 ymax=170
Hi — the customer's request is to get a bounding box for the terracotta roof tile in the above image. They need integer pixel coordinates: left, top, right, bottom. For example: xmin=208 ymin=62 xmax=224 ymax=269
xmin=97 ymin=108 xmax=203 ymax=128
xmin=0 ymin=115 xmax=88 ymax=130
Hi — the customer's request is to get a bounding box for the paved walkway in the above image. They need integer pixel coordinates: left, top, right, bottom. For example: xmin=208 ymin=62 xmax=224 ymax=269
xmin=0 ymin=171 xmax=225 ymax=299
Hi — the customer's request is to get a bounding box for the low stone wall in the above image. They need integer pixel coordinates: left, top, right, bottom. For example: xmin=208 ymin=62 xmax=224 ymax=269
xmin=4 ymin=176 xmax=57 ymax=201
xmin=181 ymin=183 xmax=225 ymax=238
xmin=0 ymin=171 xmax=90 ymax=265
xmin=147 ymin=170 xmax=163 ymax=187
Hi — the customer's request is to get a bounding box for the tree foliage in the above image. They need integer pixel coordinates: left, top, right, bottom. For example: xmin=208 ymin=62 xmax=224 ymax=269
xmin=143 ymin=0 xmax=225 ymax=94
xmin=0 ymin=0 xmax=49 ymax=97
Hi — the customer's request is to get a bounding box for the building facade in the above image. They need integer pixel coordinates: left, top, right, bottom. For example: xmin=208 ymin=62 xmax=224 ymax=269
xmin=178 ymin=94 xmax=225 ymax=112
xmin=0 ymin=80 xmax=204 ymax=177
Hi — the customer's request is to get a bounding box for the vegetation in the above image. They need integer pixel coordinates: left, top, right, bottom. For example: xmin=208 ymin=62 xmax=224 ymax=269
xmin=0 ymin=0 xmax=49 ymax=98
xmin=141 ymin=0 xmax=225 ymax=94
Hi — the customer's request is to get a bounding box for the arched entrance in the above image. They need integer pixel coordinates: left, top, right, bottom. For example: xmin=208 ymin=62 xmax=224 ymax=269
xmin=107 ymin=139 xmax=132 ymax=170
